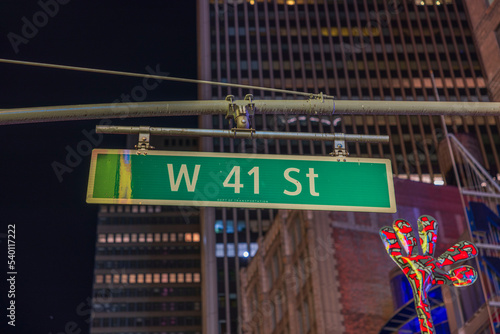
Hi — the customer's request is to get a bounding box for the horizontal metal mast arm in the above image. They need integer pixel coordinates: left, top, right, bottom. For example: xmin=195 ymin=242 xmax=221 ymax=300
xmin=337 ymin=100 xmax=500 ymax=116
xmin=2 ymin=99 xmax=500 ymax=125
xmin=0 ymin=99 xmax=334 ymax=125
xmin=96 ymin=125 xmax=389 ymax=143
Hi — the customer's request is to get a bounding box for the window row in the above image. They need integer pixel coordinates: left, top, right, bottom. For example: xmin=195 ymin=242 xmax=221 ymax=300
xmin=93 ymin=301 xmax=201 ymax=313
xmin=92 ymin=316 xmax=202 ymax=328
xmin=96 ymin=245 xmax=200 ymax=256
xmin=226 ymin=25 xmax=469 ymax=39
xmin=97 ymin=232 xmax=200 ymax=244
xmin=95 ymin=259 xmax=201 ymax=270
xmin=97 ymin=332 xmax=200 ymax=334
xmin=101 ymin=205 xmax=162 ymax=214
xmin=214 ymin=58 xmax=481 ymax=73
xmin=94 ymin=287 xmax=202 ymax=299
xmin=98 ymin=215 xmax=199 ymax=225
xmin=95 ymin=272 xmax=201 ymax=285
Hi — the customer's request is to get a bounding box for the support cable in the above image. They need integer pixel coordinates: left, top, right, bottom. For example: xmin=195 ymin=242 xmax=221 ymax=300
xmin=0 ymin=58 xmax=333 ymax=99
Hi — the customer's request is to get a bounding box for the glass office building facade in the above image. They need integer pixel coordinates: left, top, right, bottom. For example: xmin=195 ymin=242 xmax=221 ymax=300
xmin=89 ymin=205 xmax=203 ymax=334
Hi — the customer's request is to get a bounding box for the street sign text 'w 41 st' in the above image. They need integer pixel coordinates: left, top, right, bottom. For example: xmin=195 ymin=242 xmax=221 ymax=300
xmin=87 ymin=149 xmax=396 ymax=213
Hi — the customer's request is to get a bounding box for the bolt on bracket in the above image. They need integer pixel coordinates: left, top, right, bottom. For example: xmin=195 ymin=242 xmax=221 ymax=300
xmin=226 ymin=94 xmax=256 ymax=134
xmin=135 ymin=126 xmax=154 ymax=155
xmin=330 ymin=135 xmax=349 ymax=158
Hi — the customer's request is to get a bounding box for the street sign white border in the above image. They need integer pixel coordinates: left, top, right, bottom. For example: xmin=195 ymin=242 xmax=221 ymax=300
xmin=87 ymin=149 xmax=396 ymax=213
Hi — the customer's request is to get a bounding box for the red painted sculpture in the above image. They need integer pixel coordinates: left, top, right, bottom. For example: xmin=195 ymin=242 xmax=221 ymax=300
xmin=380 ymin=216 xmax=478 ymax=334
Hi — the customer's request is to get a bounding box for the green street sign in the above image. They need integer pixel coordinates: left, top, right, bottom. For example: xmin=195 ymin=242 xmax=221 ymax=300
xmin=87 ymin=149 xmax=396 ymax=212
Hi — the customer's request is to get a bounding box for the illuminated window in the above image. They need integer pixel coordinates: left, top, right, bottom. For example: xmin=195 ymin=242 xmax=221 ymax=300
xmin=95 ymin=275 xmax=104 ymax=284
xmin=129 ymin=274 xmax=136 ymax=284
xmin=137 ymin=274 xmax=144 ymax=284
xmin=194 ymin=273 xmax=201 ymax=283
xmin=178 ymin=233 xmax=184 ymax=242
xmin=131 ymin=233 xmax=138 ymax=242
xmin=193 ymin=233 xmax=200 ymax=242
xmin=115 ymin=234 xmax=122 ymax=243
xmin=162 ymin=233 xmax=169 ymax=242
xmin=145 ymin=273 xmax=152 ymax=283
xmin=132 ymin=205 xmax=138 ymax=213
xmin=107 ymin=234 xmax=114 ymax=243
xmin=146 ymin=233 xmax=153 ymax=243
xmin=170 ymin=233 xmax=177 ymax=242
xmin=185 ymin=273 xmax=193 ymax=283
xmin=185 ymin=233 xmax=192 ymax=242
xmin=170 ymin=273 xmax=177 ymax=283
xmin=139 ymin=233 xmax=145 ymax=243
xmin=123 ymin=234 xmax=130 ymax=243
xmin=154 ymin=273 xmax=160 ymax=283
xmin=161 ymin=273 xmax=168 ymax=283
xmin=121 ymin=274 xmax=128 ymax=284
xmin=177 ymin=273 xmax=185 ymax=283
xmin=105 ymin=275 xmax=112 ymax=284
xmin=98 ymin=234 xmax=106 ymax=243
xmin=154 ymin=233 xmax=161 ymax=242
xmin=140 ymin=205 xmax=146 ymax=213
xmin=113 ymin=275 xmax=120 ymax=284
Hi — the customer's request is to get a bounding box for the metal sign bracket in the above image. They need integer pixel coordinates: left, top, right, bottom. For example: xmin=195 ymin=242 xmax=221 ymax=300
xmin=330 ymin=136 xmax=349 ymax=160
xmin=226 ymin=94 xmax=255 ymax=129
xmin=135 ymin=126 xmax=154 ymax=155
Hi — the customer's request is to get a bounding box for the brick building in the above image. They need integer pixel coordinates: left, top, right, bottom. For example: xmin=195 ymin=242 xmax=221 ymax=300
xmin=240 ymin=178 xmax=485 ymax=334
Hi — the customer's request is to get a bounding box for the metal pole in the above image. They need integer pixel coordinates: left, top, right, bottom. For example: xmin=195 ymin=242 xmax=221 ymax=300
xmin=95 ymin=125 xmax=389 ymax=143
xmin=1 ymin=99 xmax=500 ymax=125
xmin=0 ymin=100 xmax=333 ymax=125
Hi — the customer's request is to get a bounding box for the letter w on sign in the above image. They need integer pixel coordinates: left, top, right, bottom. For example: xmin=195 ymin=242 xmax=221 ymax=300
xmin=379 ymin=216 xmax=478 ymax=334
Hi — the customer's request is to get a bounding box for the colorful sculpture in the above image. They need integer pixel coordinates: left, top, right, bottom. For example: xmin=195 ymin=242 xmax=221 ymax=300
xmin=380 ymin=216 xmax=478 ymax=334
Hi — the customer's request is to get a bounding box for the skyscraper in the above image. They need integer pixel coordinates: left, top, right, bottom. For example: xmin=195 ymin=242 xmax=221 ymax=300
xmin=89 ymin=137 xmax=204 ymax=334
xmin=197 ymin=0 xmax=500 ymax=333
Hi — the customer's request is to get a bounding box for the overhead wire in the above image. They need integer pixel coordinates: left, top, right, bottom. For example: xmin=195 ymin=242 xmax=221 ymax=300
xmin=0 ymin=58 xmax=334 ymax=99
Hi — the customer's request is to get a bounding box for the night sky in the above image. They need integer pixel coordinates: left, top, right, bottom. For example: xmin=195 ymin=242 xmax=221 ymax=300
xmin=0 ymin=1 xmax=197 ymax=333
